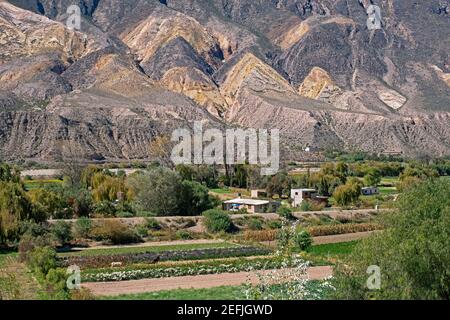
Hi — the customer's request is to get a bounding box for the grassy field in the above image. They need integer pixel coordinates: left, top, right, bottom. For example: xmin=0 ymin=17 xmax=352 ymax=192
xmin=58 ymin=242 xmax=239 ymax=257
xmin=103 ymin=281 xmax=332 ymax=300
xmin=308 ymin=241 xmax=358 ymax=257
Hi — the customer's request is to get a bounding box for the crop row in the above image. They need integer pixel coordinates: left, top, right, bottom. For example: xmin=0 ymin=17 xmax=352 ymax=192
xmin=59 ymin=246 xmax=271 ymax=268
xmin=82 ymin=257 xmax=288 ymax=282
xmin=306 ymin=223 xmax=383 ymax=237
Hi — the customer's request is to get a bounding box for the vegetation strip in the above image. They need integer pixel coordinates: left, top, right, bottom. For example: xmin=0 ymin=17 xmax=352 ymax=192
xmin=58 ymin=242 xmax=237 ymax=257
xmin=60 ymin=246 xmax=272 ymax=268
xmin=82 ymin=257 xmax=289 ymax=282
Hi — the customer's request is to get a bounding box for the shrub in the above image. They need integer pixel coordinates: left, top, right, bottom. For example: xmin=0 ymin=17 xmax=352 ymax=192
xmin=93 ymin=201 xmax=117 ymax=217
xmin=246 ymin=218 xmax=263 ymax=231
xmin=202 ymin=209 xmax=233 ymax=233
xmin=267 ymin=220 xmax=283 ymax=230
xmin=333 ymin=179 xmax=450 ymax=300
xmin=134 ymin=224 xmax=149 ymax=238
xmin=74 ymin=217 xmax=92 ymax=239
xmin=145 ymin=218 xmax=161 ymax=230
xmin=90 ymin=220 xmax=141 ymax=245
xmin=45 ymin=268 xmax=70 ymax=299
xmin=27 ymin=247 xmax=58 ymax=277
xmin=295 ymin=230 xmax=313 ymax=251
xmin=116 ymin=211 xmax=134 ymax=218
xmin=51 ymin=221 xmax=73 ymax=246
xmin=300 ymin=201 xmax=313 ymax=212
xmin=176 ymin=230 xmax=193 ymax=240
xmin=277 ymin=206 xmax=295 ymax=220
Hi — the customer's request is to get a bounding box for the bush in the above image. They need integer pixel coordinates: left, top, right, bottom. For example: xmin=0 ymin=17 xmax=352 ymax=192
xmin=93 ymin=201 xmax=117 ymax=217
xmin=277 ymin=206 xmax=295 ymax=220
xmin=74 ymin=217 xmax=92 ymax=239
xmin=333 ymin=179 xmax=450 ymax=300
xmin=145 ymin=218 xmax=161 ymax=230
xmin=90 ymin=220 xmax=142 ymax=245
xmin=27 ymin=247 xmax=58 ymax=277
xmin=295 ymin=230 xmax=313 ymax=251
xmin=202 ymin=209 xmax=233 ymax=233
xmin=300 ymin=201 xmax=313 ymax=212
xmin=134 ymin=224 xmax=149 ymax=238
xmin=246 ymin=218 xmax=263 ymax=231
xmin=51 ymin=221 xmax=73 ymax=246
xmin=176 ymin=230 xmax=193 ymax=240
xmin=45 ymin=268 xmax=70 ymax=299
xmin=267 ymin=220 xmax=283 ymax=230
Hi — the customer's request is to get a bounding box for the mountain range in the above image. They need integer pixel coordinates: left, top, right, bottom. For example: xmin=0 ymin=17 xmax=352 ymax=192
xmin=0 ymin=0 xmax=449 ymax=162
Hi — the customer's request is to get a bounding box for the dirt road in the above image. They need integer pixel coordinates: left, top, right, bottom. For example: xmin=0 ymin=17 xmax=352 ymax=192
xmin=83 ymin=266 xmax=333 ymax=296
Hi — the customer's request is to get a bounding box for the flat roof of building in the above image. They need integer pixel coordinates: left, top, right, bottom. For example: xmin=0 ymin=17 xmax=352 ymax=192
xmin=224 ymin=198 xmax=270 ymax=206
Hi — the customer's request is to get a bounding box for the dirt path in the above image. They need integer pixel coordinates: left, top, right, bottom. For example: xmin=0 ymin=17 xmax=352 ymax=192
xmin=69 ymin=239 xmax=226 ymax=251
xmin=83 ymin=266 xmax=333 ymax=297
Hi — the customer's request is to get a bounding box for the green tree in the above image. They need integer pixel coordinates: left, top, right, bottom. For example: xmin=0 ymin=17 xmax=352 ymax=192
xmin=202 ymin=209 xmax=233 ymax=233
xmin=127 ymin=168 xmax=182 ymax=216
xmin=363 ymin=168 xmax=382 ymax=187
xmin=0 ymin=163 xmax=20 ymax=183
xmin=178 ymin=180 xmax=218 ymax=216
xmin=333 ymin=179 xmax=450 ymax=300
xmin=333 ymin=178 xmax=362 ymax=207
xmin=0 ymin=181 xmax=34 ymax=243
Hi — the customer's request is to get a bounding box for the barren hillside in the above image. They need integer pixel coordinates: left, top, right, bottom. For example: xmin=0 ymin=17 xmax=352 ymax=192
xmin=1 ymin=0 xmax=449 ymax=161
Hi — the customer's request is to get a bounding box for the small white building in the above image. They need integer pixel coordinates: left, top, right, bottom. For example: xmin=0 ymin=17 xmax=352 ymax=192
xmin=223 ymin=198 xmax=270 ymax=213
xmin=291 ymin=189 xmax=317 ymax=207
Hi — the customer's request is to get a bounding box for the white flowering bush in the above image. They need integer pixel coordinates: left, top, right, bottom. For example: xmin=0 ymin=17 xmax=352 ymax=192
xmin=244 ymin=221 xmax=335 ymax=300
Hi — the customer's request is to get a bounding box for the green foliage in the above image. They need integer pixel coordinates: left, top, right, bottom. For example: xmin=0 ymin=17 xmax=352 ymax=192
xmin=175 ymin=230 xmax=193 ymax=240
xmin=27 ymin=247 xmax=57 ymax=277
xmin=127 ymin=168 xmax=182 ymax=216
xmin=295 ymin=230 xmax=313 ymax=251
xmin=277 ymin=206 xmax=295 ymax=220
xmin=93 ymin=201 xmax=117 ymax=217
xmin=300 ymin=200 xmax=313 ymax=212
xmin=202 ymin=209 xmax=233 ymax=233
xmin=74 ymin=217 xmax=92 ymax=239
xmin=267 ymin=220 xmax=283 ymax=230
xmin=0 ymin=181 xmax=34 ymax=244
xmin=333 ymin=178 xmax=363 ymax=207
xmin=363 ymin=168 xmax=382 ymax=187
xmin=246 ymin=218 xmax=263 ymax=231
xmin=51 ymin=221 xmax=73 ymax=246
xmin=178 ymin=180 xmax=218 ymax=216
xmin=145 ymin=218 xmax=161 ymax=230
xmin=0 ymin=163 xmax=20 ymax=183
xmin=333 ymin=179 xmax=450 ymax=300
xmin=91 ymin=172 xmax=129 ymax=203
xmin=28 ymin=188 xmax=66 ymax=220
